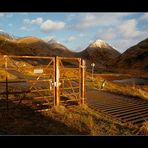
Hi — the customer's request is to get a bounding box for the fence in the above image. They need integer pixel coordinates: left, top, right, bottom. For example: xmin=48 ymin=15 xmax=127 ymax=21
xmin=0 ymin=55 xmax=86 ymax=110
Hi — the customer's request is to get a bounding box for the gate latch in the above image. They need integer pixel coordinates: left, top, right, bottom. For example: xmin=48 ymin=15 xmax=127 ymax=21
xmin=52 ymin=82 xmax=61 ymax=87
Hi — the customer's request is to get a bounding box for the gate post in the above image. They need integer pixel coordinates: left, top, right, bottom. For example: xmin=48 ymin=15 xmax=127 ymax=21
xmin=4 ymin=55 xmax=9 ymax=110
xmin=54 ymin=56 xmax=60 ymax=106
xmin=80 ymin=59 xmax=85 ymax=105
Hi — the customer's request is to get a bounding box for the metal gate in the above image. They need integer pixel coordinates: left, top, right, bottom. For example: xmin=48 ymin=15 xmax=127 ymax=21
xmin=58 ymin=57 xmax=85 ymax=105
xmin=0 ymin=55 xmax=85 ymax=111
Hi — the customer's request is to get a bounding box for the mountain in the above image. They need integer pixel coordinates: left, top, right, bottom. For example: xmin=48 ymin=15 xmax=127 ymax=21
xmin=0 ymin=30 xmax=16 ymax=40
xmin=0 ymin=31 xmax=147 ymax=74
xmin=77 ymin=40 xmax=121 ymax=69
xmin=0 ymin=32 xmax=119 ymax=66
xmin=0 ymin=35 xmax=74 ymax=57
xmin=47 ymin=39 xmax=59 ymax=44
xmin=113 ymin=38 xmax=148 ymax=72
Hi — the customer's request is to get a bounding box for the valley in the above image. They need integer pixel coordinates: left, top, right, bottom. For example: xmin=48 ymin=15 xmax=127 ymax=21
xmin=0 ymin=31 xmax=148 ymax=135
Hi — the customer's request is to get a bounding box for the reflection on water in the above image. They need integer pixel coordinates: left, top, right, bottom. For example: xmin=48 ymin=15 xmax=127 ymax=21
xmin=112 ymin=78 xmax=148 ymax=85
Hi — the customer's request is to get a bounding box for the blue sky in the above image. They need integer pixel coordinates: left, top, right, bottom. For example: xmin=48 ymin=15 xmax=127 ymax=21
xmin=0 ymin=12 xmax=148 ymax=53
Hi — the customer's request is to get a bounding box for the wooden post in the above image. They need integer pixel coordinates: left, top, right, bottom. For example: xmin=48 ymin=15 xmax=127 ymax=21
xmin=81 ymin=59 xmax=85 ymax=105
xmin=4 ymin=55 xmax=9 ymax=110
xmin=54 ymin=56 xmax=60 ymax=106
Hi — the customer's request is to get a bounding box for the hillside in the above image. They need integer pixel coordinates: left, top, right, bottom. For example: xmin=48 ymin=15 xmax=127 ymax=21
xmin=113 ymin=38 xmax=148 ymax=73
xmin=0 ymin=32 xmax=120 ymax=68
xmin=0 ymin=36 xmax=73 ymax=57
xmin=0 ymin=30 xmax=16 ymax=40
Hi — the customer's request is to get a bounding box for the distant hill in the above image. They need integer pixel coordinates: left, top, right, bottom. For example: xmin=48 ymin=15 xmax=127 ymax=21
xmin=0 ymin=32 xmax=121 ymax=69
xmin=0 ymin=30 xmax=16 ymax=40
xmin=0 ymin=35 xmax=74 ymax=57
xmin=1 ymin=31 xmax=147 ymax=74
xmin=77 ymin=40 xmax=121 ymax=69
xmin=113 ymin=38 xmax=148 ymax=72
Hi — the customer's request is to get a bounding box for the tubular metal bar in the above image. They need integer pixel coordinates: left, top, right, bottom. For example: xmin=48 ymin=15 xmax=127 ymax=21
xmin=5 ymin=55 xmax=54 ymax=59
xmin=61 ymin=92 xmax=79 ymax=96
xmin=54 ymin=56 xmax=60 ymax=106
xmin=80 ymin=59 xmax=85 ymax=104
xmin=5 ymin=56 xmax=9 ymax=110
xmin=60 ymin=87 xmax=79 ymax=90
xmin=60 ymin=68 xmax=79 ymax=70
xmin=33 ymin=96 xmax=53 ymax=99
xmin=58 ymin=57 xmax=80 ymax=61
xmin=0 ymin=91 xmax=30 ymax=95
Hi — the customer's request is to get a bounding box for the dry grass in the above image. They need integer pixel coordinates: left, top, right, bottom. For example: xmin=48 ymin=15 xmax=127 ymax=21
xmin=114 ymin=68 xmax=148 ymax=78
xmin=0 ymin=99 xmax=141 ymax=135
xmin=87 ymin=73 xmax=148 ymax=100
xmin=104 ymin=82 xmax=148 ymax=100
xmin=43 ymin=105 xmax=139 ymax=135
xmin=136 ymin=121 xmax=148 ymax=135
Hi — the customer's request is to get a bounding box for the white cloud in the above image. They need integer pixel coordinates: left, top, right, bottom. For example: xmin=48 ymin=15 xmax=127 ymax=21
xmin=23 ymin=19 xmax=31 ymax=24
xmin=66 ymin=14 xmax=77 ymax=21
xmin=0 ymin=13 xmax=13 ymax=18
xmin=23 ymin=17 xmax=65 ymax=32
xmin=40 ymin=20 xmax=65 ymax=31
xmin=17 ymin=13 xmax=148 ymax=53
xmin=112 ymin=38 xmax=139 ymax=53
xmin=0 ymin=13 xmax=5 ymax=17
xmin=140 ymin=13 xmax=148 ymax=20
xmin=73 ymin=13 xmax=130 ymax=29
xmin=67 ymin=36 xmax=76 ymax=42
xmin=87 ymin=16 xmax=148 ymax=53
xmin=19 ymin=26 xmax=30 ymax=31
xmin=118 ymin=19 xmax=140 ymax=38
xmin=102 ymin=32 xmax=116 ymax=40
xmin=6 ymin=13 xmax=13 ymax=18
xmin=31 ymin=17 xmax=43 ymax=25
xmin=19 ymin=13 xmax=29 ymax=15
xmin=79 ymin=33 xmax=86 ymax=37
xmin=0 ymin=29 xmax=4 ymax=32
xmin=96 ymin=29 xmax=116 ymax=40
xmin=106 ymin=28 xmax=148 ymax=53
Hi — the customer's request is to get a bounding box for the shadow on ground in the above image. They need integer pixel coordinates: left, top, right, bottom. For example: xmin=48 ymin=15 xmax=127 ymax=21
xmin=0 ymin=99 xmax=86 ymax=135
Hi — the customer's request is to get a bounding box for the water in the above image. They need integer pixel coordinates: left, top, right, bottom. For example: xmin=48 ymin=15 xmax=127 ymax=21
xmin=112 ymin=78 xmax=148 ymax=85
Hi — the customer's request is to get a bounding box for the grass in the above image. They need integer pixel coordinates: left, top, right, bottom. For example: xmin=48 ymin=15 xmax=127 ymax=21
xmin=138 ymin=121 xmax=148 ymax=135
xmin=0 ymin=99 xmax=143 ymax=135
xmin=103 ymin=81 xmax=148 ymax=100
xmin=46 ymin=105 xmax=140 ymax=135
xmin=86 ymin=73 xmax=148 ymax=100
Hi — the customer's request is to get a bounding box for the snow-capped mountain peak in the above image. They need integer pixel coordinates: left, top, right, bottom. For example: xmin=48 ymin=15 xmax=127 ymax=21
xmin=0 ymin=30 xmax=16 ymax=40
xmin=89 ymin=39 xmax=110 ymax=48
xmin=47 ymin=39 xmax=60 ymax=44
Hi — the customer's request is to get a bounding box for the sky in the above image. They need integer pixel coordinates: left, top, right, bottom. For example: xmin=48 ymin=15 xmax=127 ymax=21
xmin=0 ymin=12 xmax=148 ymax=53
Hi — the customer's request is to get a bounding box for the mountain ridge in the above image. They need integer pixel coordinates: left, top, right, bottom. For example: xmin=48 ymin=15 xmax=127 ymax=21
xmin=113 ymin=38 xmax=148 ymax=72
xmin=0 ymin=31 xmax=147 ymax=73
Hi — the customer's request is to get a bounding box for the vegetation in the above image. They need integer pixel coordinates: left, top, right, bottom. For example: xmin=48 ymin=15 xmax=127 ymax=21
xmin=86 ymin=73 xmax=148 ymax=100
xmin=0 ymin=99 xmax=143 ymax=135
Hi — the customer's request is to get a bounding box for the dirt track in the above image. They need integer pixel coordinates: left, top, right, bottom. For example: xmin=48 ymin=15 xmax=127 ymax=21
xmin=86 ymin=88 xmax=148 ymax=125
